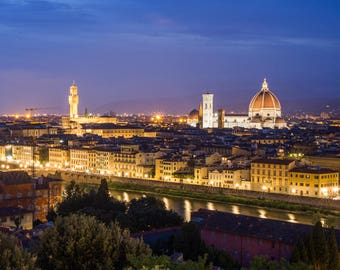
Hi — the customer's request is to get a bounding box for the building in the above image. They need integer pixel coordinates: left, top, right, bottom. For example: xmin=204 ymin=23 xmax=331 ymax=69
xmin=155 ymin=158 xmax=187 ymax=182
xmin=48 ymin=147 xmax=70 ymax=169
xmin=70 ymin=148 xmax=96 ymax=172
xmin=289 ymin=167 xmax=339 ymax=198
xmin=0 ymin=171 xmax=62 ymax=221
xmin=191 ymin=79 xmax=287 ymax=129
xmin=80 ymin=124 xmax=144 ymax=138
xmin=11 ymin=145 xmax=34 ymax=165
xmin=248 ymin=78 xmax=285 ymax=128
xmin=0 ymin=145 xmax=6 ymax=161
xmin=69 ymin=81 xmax=79 ymax=119
xmin=251 ymin=158 xmax=296 ymax=193
xmin=192 ymin=209 xmax=340 ymax=267
xmin=208 ymin=167 xmax=250 ymax=189
xmin=202 ymin=93 xmax=214 ymax=128
xmin=62 ymin=82 xmax=117 ymax=130
xmin=0 ymin=207 xmax=33 ymax=230
xmin=9 ymin=124 xmax=58 ymax=138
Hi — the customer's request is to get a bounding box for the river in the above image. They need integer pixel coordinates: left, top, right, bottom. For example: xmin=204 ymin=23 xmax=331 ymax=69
xmin=109 ymin=189 xmax=340 ymax=228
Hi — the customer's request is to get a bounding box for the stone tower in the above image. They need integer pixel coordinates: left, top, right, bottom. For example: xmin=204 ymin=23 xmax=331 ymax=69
xmin=202 ymin=93 xmax=214 ymax=128
xmin=68 ymin=81 xmax=79 ymax=119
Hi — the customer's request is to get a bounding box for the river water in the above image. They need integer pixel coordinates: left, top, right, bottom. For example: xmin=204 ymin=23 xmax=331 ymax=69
xmin=109 ymin=189 xmax=340 ymax=228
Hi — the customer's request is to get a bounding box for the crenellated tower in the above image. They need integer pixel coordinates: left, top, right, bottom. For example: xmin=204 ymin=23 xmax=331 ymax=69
xmin=68 ymin=81 xmax=79 ymax=119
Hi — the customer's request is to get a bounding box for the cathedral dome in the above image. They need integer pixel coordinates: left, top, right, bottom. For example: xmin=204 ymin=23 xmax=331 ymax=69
xmin=189 ymin=109 xmax=199 ymax=117
xmin=248 ymin=79 xmax=282 ymax=119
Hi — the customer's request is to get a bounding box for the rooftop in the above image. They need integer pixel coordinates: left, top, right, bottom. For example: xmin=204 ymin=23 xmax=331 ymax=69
xmin=252 ymin=158 xmax=295 ymax=165
xmin=0 ymin=171 xmax=33 ymax=186
xmin=290 ymin=166 xmax=338 ymax=174
xmin=192 ymin=209 xmax=340 ymax=247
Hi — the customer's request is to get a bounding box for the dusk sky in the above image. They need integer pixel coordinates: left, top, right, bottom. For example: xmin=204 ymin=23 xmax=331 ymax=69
xmin=1 ymin=0 xmax=340 ymax=114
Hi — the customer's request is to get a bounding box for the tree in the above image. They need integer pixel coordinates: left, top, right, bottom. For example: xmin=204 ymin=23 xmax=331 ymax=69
xmin=0 ymin=232 xmax=37 ymax=270
xmin=94 ymin=178 xmax=111 ymax=208
xmin=126 ymin=253 xmax=211 ymax=270
xmin=122 ymin=197 xmax=183 ymax=232
xmin=312 ymin=221 xmax=328 ymax=270
xmin=291 ymin=239 xmax=308 ymax=264
xmin=46 ymin=209 xmax=57 ymax=222
xmin=63 ymin=180 xmax=84 ymax=200
xmin=326 ymin=227 xmax=340 ymax=270
xmin=36 ymin=215 xmax=151 ymax=270
xmin=174 ymin=222 xmax=203 ymax=261
xmin=250 ymin=256 xmax=311 ymax=270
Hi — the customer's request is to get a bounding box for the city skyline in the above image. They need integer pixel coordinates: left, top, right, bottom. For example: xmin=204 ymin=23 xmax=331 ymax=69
xmin=1 ymin=0 xmax=340 ymax=114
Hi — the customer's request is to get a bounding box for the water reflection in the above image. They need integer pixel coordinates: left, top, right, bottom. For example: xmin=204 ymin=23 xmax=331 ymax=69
xmin=108 ymin=189 xmax=340 ymax=229
xmin=258 ymin=209 xmax=267 ymax=219
xmin=207 ymin=202 xmax=215 ymax=210
xmin=123 ymin=192 xmax=129 ymax=202
xmin=184 ymin=200 xmax=192 ymax=222
xmin=288 ymin=213 xmax=297 ymax=223
xmin=232 ymin=205 xmax=240 ymax=215
xmin=163 ymin=197 xmax=169 ymax=210
xmin=320 ymin=218 xmax=326 ymax=227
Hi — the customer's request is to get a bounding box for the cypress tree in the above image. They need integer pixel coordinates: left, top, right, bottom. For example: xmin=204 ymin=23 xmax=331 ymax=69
xmin=327 ymin=227 xmax=340 ymax=270
xmin=291 ymin=240 xmax=302 ymax=263
xmin=305 ymin=232 xmax=316 ymax=266
xmin=312 ymin=221 xmax=329 ymax=270
xmin=95 ymin=178 xmax=111 ymax=207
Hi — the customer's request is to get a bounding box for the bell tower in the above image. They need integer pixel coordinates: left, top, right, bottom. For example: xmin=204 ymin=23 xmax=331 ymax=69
xmin=68 ymin=81 xmax=79 ymax=119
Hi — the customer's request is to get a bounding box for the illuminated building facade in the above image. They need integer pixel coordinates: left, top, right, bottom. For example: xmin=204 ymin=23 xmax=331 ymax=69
xmin=208 ymin=168 xmax=250 ymax=189
xmin=289 ymin=167 xmax=339 ymax=198
xmin=193 ymin=79 xmax=287 ymax=129
xmin=70 ymin=148 xmax=96 ymax=172
xmin=202 ymin=93 xmax=214 ymax=128
xmin=48 ymin=147 xmax=70 ymax=169
xmin=0 ymin=145 xmax=5 ymax=161
xmin=11 ymin=145 xmax=34 ymax=164
xmin=80 ymin=124 xmax=144 ymax=138
xmin=69 ymin=81 xmax=79 ymax=119
xmin=251 ymin=159 xmax=296 ymax=193
xmin=155 ymin=158 xmax=187 ymax=182
xmin=62 ymin=82 xmax=117 ymax=130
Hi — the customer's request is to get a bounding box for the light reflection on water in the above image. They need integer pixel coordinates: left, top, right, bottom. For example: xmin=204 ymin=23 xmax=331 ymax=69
xmin=109 ymin=189 xmax=340 ymax=228
xmin=258 ymin=209 xmax=267 ymax=219
xmin=232 ymin=205 xmax=240 ymax=215
xmin=206 ymin=202 xmax=215 ymax=211
xmin=184 ymin=200 xmax=192 ymax=222
xmin=123 ymin=192 xmax=129 ymax=202
xmin=163 ymin=197 xmax=169 ymax=210
xmin=288 ymin=213 xmax=297 ymax=223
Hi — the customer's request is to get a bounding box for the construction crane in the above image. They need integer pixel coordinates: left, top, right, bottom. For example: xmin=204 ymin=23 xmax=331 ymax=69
xmin=25 ymin=107 xmax=58 ymax=118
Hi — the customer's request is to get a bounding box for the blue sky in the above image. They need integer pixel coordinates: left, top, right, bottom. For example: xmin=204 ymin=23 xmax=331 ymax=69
xmin=1 ymin=0 xmax=340 ymax=114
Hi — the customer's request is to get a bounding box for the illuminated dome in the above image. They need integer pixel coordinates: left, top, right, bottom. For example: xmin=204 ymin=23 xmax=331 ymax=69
xmin=248 ymin=78 xmax=282 ymax=119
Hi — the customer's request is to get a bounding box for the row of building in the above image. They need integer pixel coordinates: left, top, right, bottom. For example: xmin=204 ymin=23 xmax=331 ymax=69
xmin=1 ymin=143 xmax=338 ymax=199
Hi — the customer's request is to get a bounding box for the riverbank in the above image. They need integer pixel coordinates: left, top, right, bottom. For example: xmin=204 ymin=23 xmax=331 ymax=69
xmin=106 ymin=181 xmax=340 ymax=218
xmin=55 ymin=170 xmax=340 ymax=217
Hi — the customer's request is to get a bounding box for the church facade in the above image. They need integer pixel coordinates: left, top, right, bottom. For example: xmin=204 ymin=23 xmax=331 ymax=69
xmin=190 ymin=79 xmax=287 ymax=129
